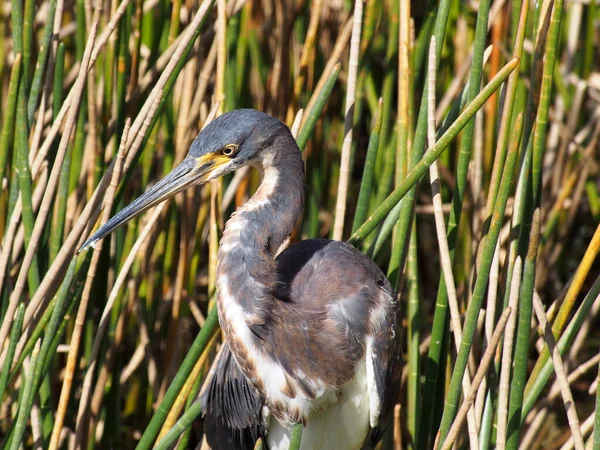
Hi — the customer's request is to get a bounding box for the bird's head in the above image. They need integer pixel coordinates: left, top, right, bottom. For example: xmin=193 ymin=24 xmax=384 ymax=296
xmin=79 ymin=109 xmax=292 ymax=251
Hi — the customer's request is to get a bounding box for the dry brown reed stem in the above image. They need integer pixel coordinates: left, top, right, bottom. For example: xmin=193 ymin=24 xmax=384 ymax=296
xmin=301 ymin=18 xmax=353 ymax=129
xmin=216 ymin=0 xmax=227 ymax=114
xmin=208 ymin=181 xmax=219 ymax=299
xmin=475 ymin=238 xmax=499 ymax=423
xmin=496 ymin=256 xmax=523 ymax=449
xmin=89 ymin=285 xmax=135 ymax=435
xmin=31 ymin=0 xmax=133 ymax=177
xmin=523 ymin=350 xmax=600 ymax=441
xmin=30 ymin=402 xmax=43 ymax=450
xmin=29 ymin=78 xmax=49 ymax=163
xmin=119 ymin=340 xmax=149 ymax=386
xmin=122 ymin=298 xmax=159 ymax=393
xmin=47 ymin=119 xmax=131 ymax=450
xmin=10 ymin=167 xmax=47 ymax=265
xmin=3 ymin=91 xmax=162 ymax=374
xmin=167 ymin=13 xmax=201 ymax=393
xmin=290 ymin=108 xmax=304 ymax=138
xmin=269 ymin=0 xmax=291 ymax=116
xmin=559 ymin=413 xmax=595 ymax=450
xmin=569 ymin=295 xmax=600 ymax=361
xmin=74 ymin=202 xmax=168 ymax=447
xmin=440 ymin=306 xmax=512 ymax=450
xmin=156 ymin=331 xmax=220 ymax=442
xmin=186 ymin=39 xmax=218 ymax=130
xmin=29 ymin=0 xmax=64 ymax=162
xmin=519 ymin=408 xmax=549 ymax=450
xmin=532 ymin=295 xmax=585 ymax=450
xmin=136 ymin=0 xmax=245 ymax=102
xmin=394 ymin=404 xmax=402 ymax=450
xmin=426 ymin=36 xmax=479 ymax=448
xmin=332 ymin=0 xmax=362 ymax=241
xmin=0 ymin=1 xmax=107 ymax=273
xmin=0 ymin=22 xmax=98 ymax=358
xmin=285 ymin=0 xmax=323 ymax=125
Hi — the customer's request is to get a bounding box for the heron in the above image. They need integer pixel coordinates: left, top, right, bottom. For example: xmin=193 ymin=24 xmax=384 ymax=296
xmin=81 ymin=109 xmax=402 ymax=450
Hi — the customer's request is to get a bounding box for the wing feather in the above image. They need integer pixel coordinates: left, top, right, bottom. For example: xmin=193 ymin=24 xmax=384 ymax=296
xmin=201 ymin=343 xmax=268 ymax=450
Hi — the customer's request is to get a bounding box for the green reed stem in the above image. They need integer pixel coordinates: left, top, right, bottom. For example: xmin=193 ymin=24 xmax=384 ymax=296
xmin=15 ymin=79 xmax=40 ymax=292
xmin=116 ymin=0 xmax=216 ymax=200
xmin=436 ymin=112 xmax=522 ymax=447
xmin=27 ymin=0 xmax=57 ymax=124
xmin=418 ymin=0 xmax=492 ymax=440
xmin=0 ymin=304 xmax=25 ymax=400
xmin=390 ymin=0 xmax=452 ymax=292
xmin=506 ymin=209 xmax=541 ymax=450
xmin=49 ymin=43 xmax=67 ymax=262
xmin=289 ymin=423 xmax=304 ymax=450
xmin=296 ymin=63 xmax=341 ymax=152
xmin=134 ymin=307 xmax=219 ymax=450
xmin=153 ymin=398 xmax=203 ymax=450
xmin=11 ymin=0 xmax=23 ymax=57
xmin=594 ymin=356 xmax=600 ymax=450
xmin=31 ymin=257 xmax=78 ymax=388
xmin=406 ymin=223 xmax=420 ymax=447
xmin=22 ymin=0 xmax=34 ymax=87
xmin=352 ymin=98 xmax=382 ymax=234
xmin=522 ymin=274 xmax=600 ymax=418
xmin=7 ymin=343 xmax=39 ymax=450
xmin=369 ymin=85 xmax=468 ymax=262
xmin=0 ymin=54 xmax=22 ymax=203
xmin=531 ymin=0 xmax=564 ymax=205
xmin=348 ymin=58 xmax=519 ymax=246
xmin=517 ymin=0 xmax=566 ymax=396
xmin=377 ymin=0 xmax=398 ymax=155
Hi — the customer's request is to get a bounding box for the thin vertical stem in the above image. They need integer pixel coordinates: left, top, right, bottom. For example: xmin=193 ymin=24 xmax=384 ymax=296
xmin=496 ymin=257 xmax=523 ymax=449
xmin=532 ymin=294 xmax=584 ymax=450
xmin=332 ymin=0 xmax=363 ymax=240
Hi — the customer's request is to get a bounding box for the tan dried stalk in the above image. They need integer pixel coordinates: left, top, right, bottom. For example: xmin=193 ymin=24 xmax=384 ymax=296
xmin=10 ymin=0 xmax=212 ymax=339
xmin=156 ymin=332 xmax=219 ymax=441
xmin=74 ymin=201 xmax=168 ymax=448
xmin=186 ymin=39 xmax=218 ymax=131
xmin=0 ymin=22 xmax=98 ymax=358
xmin=426 ymin=36 xmax=479 ymax=448
xmin=557 ymin=413 xmax=595 ymax=450
xmin=332 ymin=0 xmax=362 ymax=241
xmin=3 ymin=92 xmax=162 ymax=373
xmin=285 ymin=0 xmax=323 ymax=124
xmin=441 ymin=306 xmax=512 ymax=450
xmin=475 ymin=241 xmax=500 ymax=424
xmin=48 ymin=119 xmax=130 ymax=450
xmin=496 ymin=256 xmax=523 ymax=449
xmin=301 ymin=18 xmax=353 ymax=129
xmin=532 ymin=295 xmax=585 ymax=450
xmin=31 ymin=0 xmax=133 ymax=177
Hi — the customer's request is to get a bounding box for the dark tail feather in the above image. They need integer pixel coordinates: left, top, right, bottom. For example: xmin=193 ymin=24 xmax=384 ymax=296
xmin=200 ymin=343 xmax=268 ymax=450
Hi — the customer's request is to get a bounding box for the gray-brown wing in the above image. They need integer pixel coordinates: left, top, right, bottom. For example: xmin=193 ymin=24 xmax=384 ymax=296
xmin=200 ymin=343 xmax=268 ymax=450
xmin=275 ymin=239 xmax=403 ymax=444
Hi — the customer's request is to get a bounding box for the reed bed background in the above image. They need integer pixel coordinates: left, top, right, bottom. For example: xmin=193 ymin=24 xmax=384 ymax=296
xmin=0 ymin=0 xmax=599 ymax=448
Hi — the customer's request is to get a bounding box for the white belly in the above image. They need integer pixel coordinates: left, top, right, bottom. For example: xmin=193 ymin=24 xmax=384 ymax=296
xmin=266 ymin=361 xmax=371 ymax=450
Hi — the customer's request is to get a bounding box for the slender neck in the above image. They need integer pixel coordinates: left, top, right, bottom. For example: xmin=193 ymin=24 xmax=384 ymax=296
xmin=216 ymin=139 xmax=304 ymax=320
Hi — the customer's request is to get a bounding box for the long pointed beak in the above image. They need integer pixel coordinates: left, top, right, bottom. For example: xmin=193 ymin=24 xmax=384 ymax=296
xmin=79 ymin=156 xmax=212 ymax=252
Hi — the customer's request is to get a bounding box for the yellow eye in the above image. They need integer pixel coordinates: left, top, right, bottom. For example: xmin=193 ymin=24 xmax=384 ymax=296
xmin=221 ymin=144 xmax=238 ymax=157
